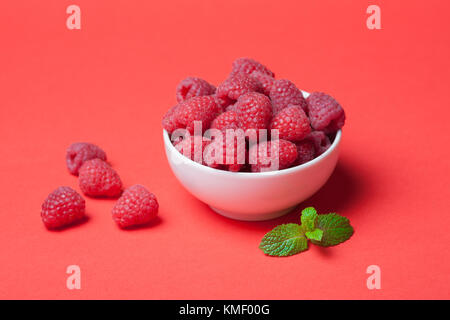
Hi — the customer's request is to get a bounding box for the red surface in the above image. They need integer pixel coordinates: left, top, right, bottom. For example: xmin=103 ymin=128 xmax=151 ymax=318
xmin=0 ymin=0 xmax=449 ymax=299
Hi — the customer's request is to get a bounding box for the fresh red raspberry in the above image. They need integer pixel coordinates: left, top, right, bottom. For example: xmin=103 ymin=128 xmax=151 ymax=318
xmin=213 ymin=94 xmax=234 ymax=110
xmin=305 ymin=131 xmax=331 ymax=155
xmin=270 ymin=79 xmax=307 ymax=114
xmin=203 ymin=134 xmax=246 ymax=172
xmin=66 ymin=142 xmax=107 ymax=176
xmin=225 ymin=103 xmax=237 ymax=112
xmin=250 ymin=139 xmax=298 ymax=172
xmin=176 ymin=77 xmax=216 ymax=103
xmin=228 ymin=163 xmax=244 ymax=172
xmin=112 ymin=184 xmax=159 ymax=228
xmin=41 ymin=186 xmax=85 ymax=229
xmin=250 ymin=71 xmax=275 ymax=96
xmin=294 ymin=140 xmax=316 ymax=166
xmin=78 ymin=159 xmax=122 ymax=198
xmin=306 ymin=92 xmax=345 ymax=133
xmin=216 ymin=73 xmax=261 ymax=103
xmin=174 ymin=135 xmax=209 ymax=164
xmin=235 ymin=92 xmax=272 ymax=131
xmin=162 ymin=104 xmax=181 ymax=134
xmin=270 ymin=105 xmax=311 ymax=142
xmin=175 ymin=96 xmax=220 ymax=134
xmin=231 ymin=58 xmax=274 ymax=77
xmin=211 ymin=110 xmax=239 ymax=132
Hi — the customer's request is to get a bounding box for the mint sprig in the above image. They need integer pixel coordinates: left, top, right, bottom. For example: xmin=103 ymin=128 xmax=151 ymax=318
xmin=310 ymin=213 xmax=353 ymax=247
xmin=300 ymin=207 xmax=318 ymax=232
xmin=259 ymin=224 xmax=308 ymax=256
xmin=259 ymin=207 xmax=354 ymax=257
xmin=300 ymin=206 xmax=324 ymax=241
xmin=305 ymin=229 xmax=323 ymax=241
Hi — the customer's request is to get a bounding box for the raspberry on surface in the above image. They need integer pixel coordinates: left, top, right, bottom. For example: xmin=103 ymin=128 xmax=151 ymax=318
xmin=41 ymin=186 xmax=85 ymax=229
xmin=249 ymin=71 xmax=275 ymax=96
xmin=270 ymin=104 xmax=311 ymax=142
xmin=210 ymin=110 xmax=239 ymax=132
xmin=231 ymin=57 xmax=274 ymax=77
xmin=250 ymin=139 xmax=298 ymax=172
xmin=162 ymin=104 xmax=181 ymax=134
xmin=112 ymin=184 xmax=159 ymax=228
xmin=306 ymin=92 xmax=345 ymax=133
xmin=78 ymin=159 xmax=122 ymax=198
xmin=66 ymin=142 xmax=107 ymax=176
xmin=294 ymin=140 xmax=316 ymax=166
xmin=175 ymin=95 xmax=221 ymax=134
xmin=216 ymin=73 xmax=261 ymax=103
xmin=270 ymin=79 xmax=307 ymax=114
xmin=176 ymin=77 xmax=216 ymax=103
xmin=235 ymin=92 xmax=273 ymax=131
xmin=305 ymin=131 xmax=331 ymax=155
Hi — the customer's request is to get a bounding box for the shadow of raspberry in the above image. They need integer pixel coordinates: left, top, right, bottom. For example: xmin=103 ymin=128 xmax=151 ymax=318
xmin=118 ymin=216 xmax=163 ymax=231
xmin=44 ymin=215 xmax=90 ymax=232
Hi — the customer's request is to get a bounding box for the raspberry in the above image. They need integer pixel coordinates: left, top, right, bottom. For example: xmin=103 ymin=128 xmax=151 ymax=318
xmin=41 ymin=186 xmax=85 ymax=229
xmin=250 ymin=139 xmax=298 ymax=172
xmin=235 ymin=92 xmax=272 ymax=131
xmin=294 ymin=140 xmax=316 ymax=166
xmin=211 ymin=110 xmax=239 ymax=132
xmin=225 ymin=103 xmax=237 ymax=112
xmin=250 ymin=71 xmax=275 ymax=96
xmin=112 ymin=184 xmax=159 ymax=228
xmin=214 ymin=94 xmax=234 ymax=110
xmin=174 ymin=135 xmax=209 ymax=164
xmin=216 ymin=73 xmax=261 ymax=103
xmin=66 ymin=142 xmax=107 ymax=176
xmin=270 ymin=79 xmax=307 ymax=114
xmin=231 ymin=58 xmax=274 ymax=77
xmin=270 ymin=105 xmax=311 ymax=142
xmin=176 ymin=77 xmax=216 ymax=103
xmin=162 ymin=104 xmax=181 ymax=134
xmin=306 ymin=92 xmax=345 ymax=133
xmin=228 ymin=164 xmax=244 ymax=172
xmin=203 ymin=135 xmax=246 ymax=172
xmin=305 ymin=131 xmax=331 ymax=155
xmin=78 ymin=159 xmax=122 ymax=197
xmin=175 ymin=96 xmax=220 ymax=134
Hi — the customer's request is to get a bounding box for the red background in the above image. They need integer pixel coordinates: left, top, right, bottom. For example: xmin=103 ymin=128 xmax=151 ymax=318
xmin=0 ymin=0 xmax=449 ymax=299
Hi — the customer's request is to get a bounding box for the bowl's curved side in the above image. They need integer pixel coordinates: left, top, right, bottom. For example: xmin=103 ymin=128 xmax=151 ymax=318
xmin=163 ymin=130 xmax=341 ymax=220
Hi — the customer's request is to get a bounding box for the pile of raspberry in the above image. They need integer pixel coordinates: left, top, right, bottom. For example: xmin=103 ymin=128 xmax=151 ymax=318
xmin=41 ymin=143 xmax=159 ymax=230
xmin=163 ymin=58 xmax=345 ymax=172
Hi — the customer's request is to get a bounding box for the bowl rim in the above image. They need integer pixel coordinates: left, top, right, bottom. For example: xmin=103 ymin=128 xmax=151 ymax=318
xmin=163 ymin=129 xmax=341 ymax=178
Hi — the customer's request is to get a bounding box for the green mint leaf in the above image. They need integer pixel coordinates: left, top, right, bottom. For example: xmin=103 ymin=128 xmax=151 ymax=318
xmin=259 ymin=224 xmax=308 ymax=257
xmin=311 ymin=213 xmax=354 ymax=247
xmin=301 ymin=207 xmax=318 ymax=232
xmin=305 ymin=228 xmax=323 ymax=241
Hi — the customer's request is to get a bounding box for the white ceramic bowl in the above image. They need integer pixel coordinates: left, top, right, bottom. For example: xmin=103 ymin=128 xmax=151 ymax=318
xmin=163 ymin=127 xmax=341 ymax=221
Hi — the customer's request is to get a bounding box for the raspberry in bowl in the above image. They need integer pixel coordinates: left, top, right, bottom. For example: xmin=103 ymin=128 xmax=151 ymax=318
xmin=162 ymin=58 xmax=345 ymax=221
xmin=163 ymin=128 xmax=341 ymax=221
